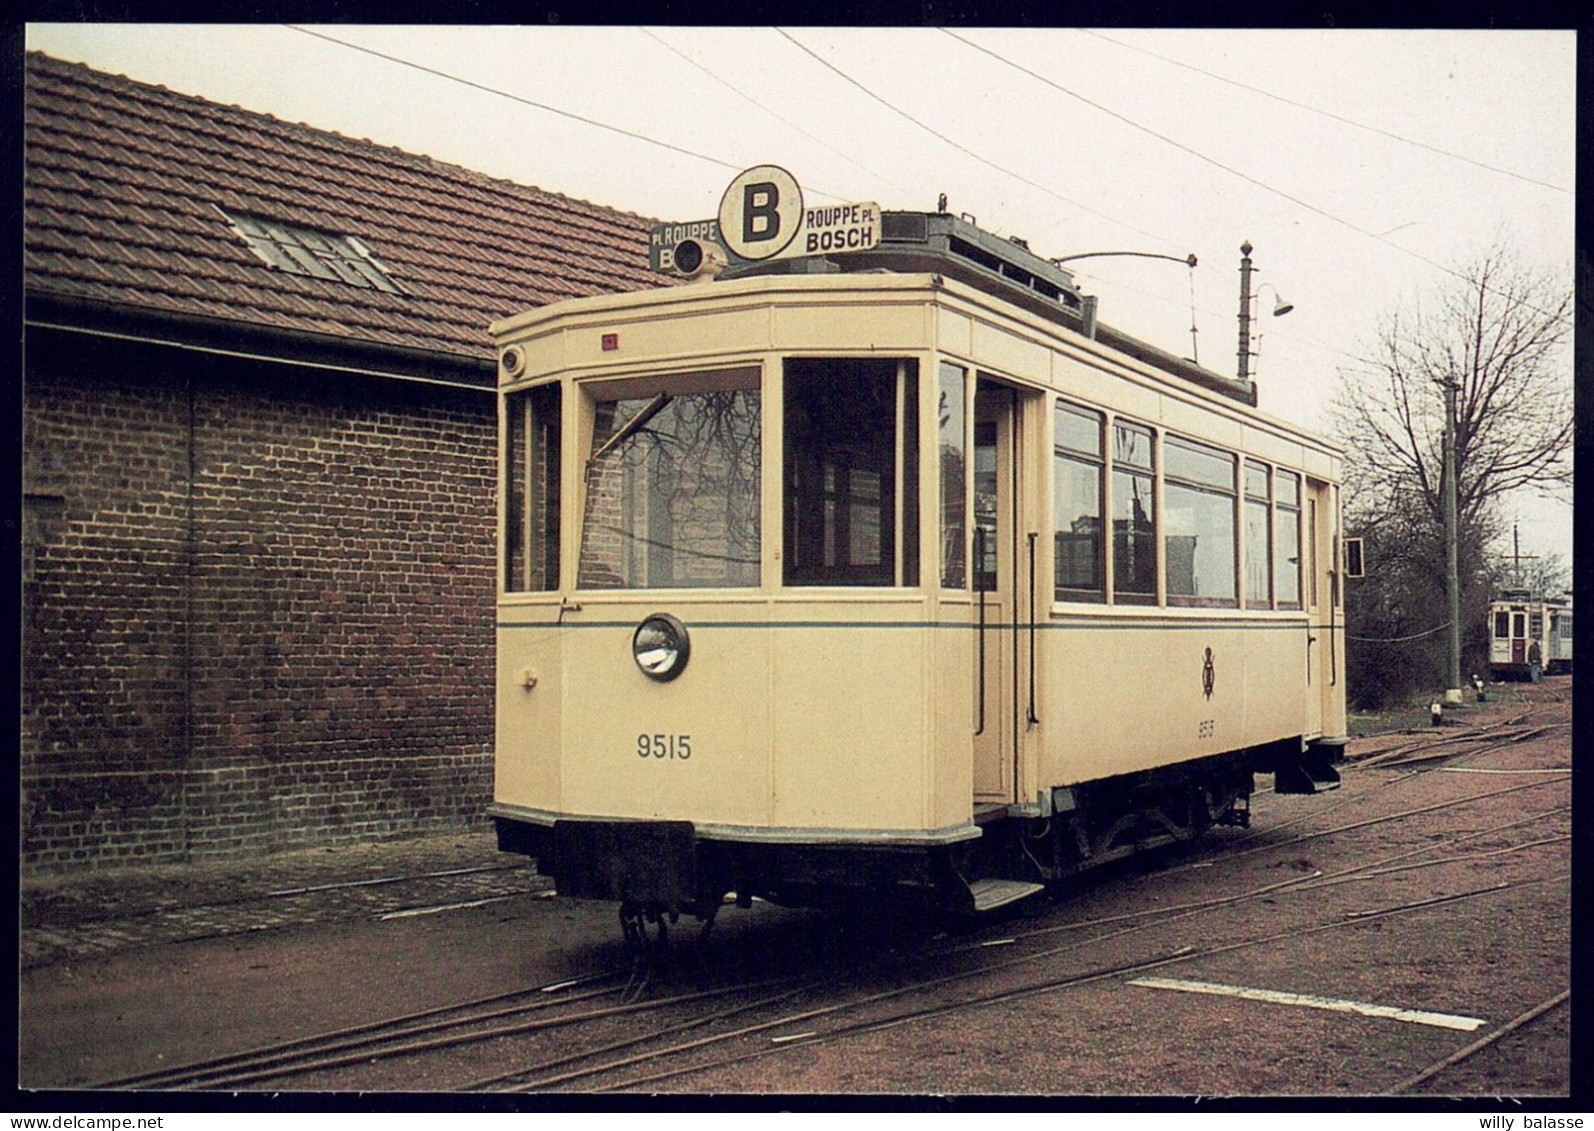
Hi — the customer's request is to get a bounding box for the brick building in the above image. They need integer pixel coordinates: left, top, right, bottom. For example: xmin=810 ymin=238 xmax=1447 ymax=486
xmin=22 ymin=53 xmax=663 ymax=870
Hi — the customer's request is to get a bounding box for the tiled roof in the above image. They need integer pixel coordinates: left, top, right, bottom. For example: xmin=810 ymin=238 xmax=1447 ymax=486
xmin=24 ymin=52 xmax=668 ymax=366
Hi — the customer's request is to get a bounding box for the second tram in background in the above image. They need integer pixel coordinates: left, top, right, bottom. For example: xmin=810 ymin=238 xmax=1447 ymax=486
xmin=1489 ymin=590 xmax=1573 ymax=680
xmin=488 ymin=167 xmax=1350 ymax=930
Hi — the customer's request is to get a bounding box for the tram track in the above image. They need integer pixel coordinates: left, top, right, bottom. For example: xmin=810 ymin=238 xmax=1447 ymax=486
xmin=1178 ymin=767 xmax=1570 ymax=876
xmin=521 ymin=869 xmax=1569 ymax=1094
xmin=218 ymin=770 xmax=1570 ymax=1091
xmin=96 ymin=966 xmax=827 ymax=1091
xmin=1385 ymin=990 xmax=1571 ymax=1095
xmin=21 ymin=860 xmax=553 ymax=970
xmin=475 ymin=792 xmax=1569 ymax=1092
xmin=89 ymin=971 xmax=625 ymax=1090
xmin=84 ymin=795 xmax=1568 ymax=1094
xmin=84 ymin=696 xmax=1570 ymax=1094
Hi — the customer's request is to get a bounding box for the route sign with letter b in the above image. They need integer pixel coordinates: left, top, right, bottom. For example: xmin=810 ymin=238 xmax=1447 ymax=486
xmin=719 ymin=165 xmax=803 ymax=261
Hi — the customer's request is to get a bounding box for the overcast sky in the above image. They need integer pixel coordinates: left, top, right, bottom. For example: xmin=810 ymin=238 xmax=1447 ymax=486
xmin=25 ymin=24 xmax=1575 ymax=574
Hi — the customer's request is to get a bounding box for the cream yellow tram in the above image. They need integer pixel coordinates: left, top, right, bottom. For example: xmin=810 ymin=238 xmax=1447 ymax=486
xmin=488 ymin=202 xmax=1347 ymax=927
xmin=1489 ymin=590 xmax=1573 ymax=680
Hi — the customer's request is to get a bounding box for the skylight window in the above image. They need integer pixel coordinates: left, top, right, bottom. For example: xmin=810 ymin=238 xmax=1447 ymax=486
xmin=220 ymin=209 xmax=404 ymax=294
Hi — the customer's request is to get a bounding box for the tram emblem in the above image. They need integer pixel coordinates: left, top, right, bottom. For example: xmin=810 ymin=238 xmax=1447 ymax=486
xmin=1202 ymin=647 xmax=1216 ymax=699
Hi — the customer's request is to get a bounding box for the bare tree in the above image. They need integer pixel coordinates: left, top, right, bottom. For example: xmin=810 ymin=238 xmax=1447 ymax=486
xmin=1331 ymin=248 xmax=1571 ymax=706
xmin=1488 ymin=548 xmax=1572 ymax=599
xmin=1333 ymin=248 xmax=1572 ymax=534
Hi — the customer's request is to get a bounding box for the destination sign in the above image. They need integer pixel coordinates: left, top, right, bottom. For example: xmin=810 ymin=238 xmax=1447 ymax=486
xmin=797 ymin=202 xmax=881 ymax=256
xmin=649 ymin=219 xmax=722 ymax=272
xmin=650 ymin=166 xmax=882 ymax=274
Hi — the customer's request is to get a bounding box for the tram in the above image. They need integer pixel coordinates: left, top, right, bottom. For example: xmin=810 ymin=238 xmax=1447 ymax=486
xmin=1489 ymin=590 xmax=1573 ymax=680
xmin=488 ymin=168 xmax=1348 ymax=927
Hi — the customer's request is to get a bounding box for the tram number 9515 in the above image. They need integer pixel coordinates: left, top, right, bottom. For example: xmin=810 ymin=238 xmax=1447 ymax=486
xmin=637 ymin=734 xmax=692 ymax=760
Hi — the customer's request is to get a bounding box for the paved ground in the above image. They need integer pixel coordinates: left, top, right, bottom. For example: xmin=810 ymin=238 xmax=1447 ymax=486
xmin=20 ymin=828 xmax=549 ymax=969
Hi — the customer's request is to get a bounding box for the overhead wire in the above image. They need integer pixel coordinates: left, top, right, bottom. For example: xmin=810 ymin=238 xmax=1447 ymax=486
xmin=771 ymin=27 xmax=1186 ymax=254
xmin=764 ymin=27 xmax=1388 ymax=368
xmin=285 ymin=26 xmax=744 ymax=174
xmin=275 ymin=23 xmax=1286 ymax=351
xmin=939 ymin=29 xmax=1572 ymax=329
xmin=286 ymin=25 xmax=1564 ymax=357
xmin=285 ymin=25 xmax=867 ymax=206
xmin=1077 ymin=29 xmax=1573 ymax=196
xmin=638 ymin=27 xmax=921 ymax=205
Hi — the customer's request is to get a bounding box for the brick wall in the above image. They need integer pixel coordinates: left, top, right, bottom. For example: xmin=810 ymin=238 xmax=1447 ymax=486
xmin=22 ymin=331 xmax=497 ymax=871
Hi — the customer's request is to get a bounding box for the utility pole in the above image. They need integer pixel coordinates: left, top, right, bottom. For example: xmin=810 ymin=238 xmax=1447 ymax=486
xmin=1512 ymin=525 xmax=1539 ymax=591
xmin=1237 ymin=242 xmax=1254 ymax=384
xmin=1442 ymin=376 xmax=1462 ymax=704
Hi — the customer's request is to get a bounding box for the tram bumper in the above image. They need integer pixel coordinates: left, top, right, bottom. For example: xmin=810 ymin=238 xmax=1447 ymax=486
xmin=551 ymin=818 xmax=699 ymax=912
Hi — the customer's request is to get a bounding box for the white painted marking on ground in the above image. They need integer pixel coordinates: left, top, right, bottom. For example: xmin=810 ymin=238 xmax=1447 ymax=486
xmin=376 ymin=896 xmax=513 ymax=920
xmin=1126 ymin=976 xmax=1486 ymax=1031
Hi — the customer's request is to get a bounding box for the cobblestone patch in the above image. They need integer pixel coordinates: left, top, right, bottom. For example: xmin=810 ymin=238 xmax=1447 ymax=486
xmin=19 ymin=831 xmax=549 ymax=968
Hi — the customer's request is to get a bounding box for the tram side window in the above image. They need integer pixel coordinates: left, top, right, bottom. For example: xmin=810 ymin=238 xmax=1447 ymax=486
xmin=1275 ymin=470 xmax=1302 ymax=609
xmin=1112 ymin=420 xmax=1156 ymax=604
xmin=784 ymin=358 xmax=917 ymax=586
xmin=1164 ymin=435 xmax=1237 ymax=607
xmin=577 ymin=369 xmax=761 ymax=590
xmin=1054 ymin=401 xmax=1104 ymax=601
xmin=504 ymin=382 xmax=561 ymax=592
xmin=939 ymin=362 xmax=968 ymax=589
xmin=1243 ymin=460 xmax=1271 ymax=608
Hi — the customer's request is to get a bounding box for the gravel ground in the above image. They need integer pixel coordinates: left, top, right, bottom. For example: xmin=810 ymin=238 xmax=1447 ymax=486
xmin=17 ymin=676 xmax=1575 ymax=1104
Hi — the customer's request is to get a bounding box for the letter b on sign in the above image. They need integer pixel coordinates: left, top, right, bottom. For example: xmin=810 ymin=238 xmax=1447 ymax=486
xmin=742 ymin=182 xmax=779 ymax=245
xmin=720 ymin=165 xmax=802 ymax=261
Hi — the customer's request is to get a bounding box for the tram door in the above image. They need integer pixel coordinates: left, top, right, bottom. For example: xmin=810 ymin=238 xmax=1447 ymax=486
xmin=972 ymin=379 xmax=1039 ymax=804
xmin=1304 ymin=487 xmax=1323 ymax=739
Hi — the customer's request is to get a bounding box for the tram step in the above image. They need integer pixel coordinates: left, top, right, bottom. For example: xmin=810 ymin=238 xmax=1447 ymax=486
xmin=967 ymin=878 xmax=1047 ymax=913
xmin=1273 ymin=759 xmax=1342 ymax=795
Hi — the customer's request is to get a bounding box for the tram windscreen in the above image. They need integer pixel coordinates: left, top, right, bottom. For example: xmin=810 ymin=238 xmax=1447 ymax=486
xmin=784 ymin=358 xmax=915 ymax=586
xmin=577 ymin=372 xmax=761 ymax=589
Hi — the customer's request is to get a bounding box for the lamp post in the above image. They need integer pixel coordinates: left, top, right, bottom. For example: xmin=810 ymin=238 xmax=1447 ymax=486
xmin=1236 ymin=241 xmax=1293 ymax=384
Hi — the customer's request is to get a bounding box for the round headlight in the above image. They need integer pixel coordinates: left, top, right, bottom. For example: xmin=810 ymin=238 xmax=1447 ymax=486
xmin=632 ymin=613 xmax=690 ymax=681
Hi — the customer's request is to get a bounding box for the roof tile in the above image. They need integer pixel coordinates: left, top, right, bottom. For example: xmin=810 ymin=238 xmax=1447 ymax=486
xmin=25 ymin=52 xmax=669 ymax=364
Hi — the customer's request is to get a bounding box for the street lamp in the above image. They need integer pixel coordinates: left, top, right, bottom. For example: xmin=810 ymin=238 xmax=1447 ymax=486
xmin=1237 ymin=241 xmax=1293 ymax=384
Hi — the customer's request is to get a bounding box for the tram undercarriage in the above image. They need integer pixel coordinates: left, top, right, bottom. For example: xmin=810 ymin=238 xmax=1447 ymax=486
xmin=492 ymin=738 xmax=1340 ymax=926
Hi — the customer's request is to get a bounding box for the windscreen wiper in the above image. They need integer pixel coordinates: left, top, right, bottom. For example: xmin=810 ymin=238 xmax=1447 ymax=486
xmin=588 ymin=393 xmax=673 ymax=465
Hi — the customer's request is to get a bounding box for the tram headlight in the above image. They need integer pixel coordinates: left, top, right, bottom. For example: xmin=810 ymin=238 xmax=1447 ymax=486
xmin=632 ymin=613 xmax=690 ymax=681
xmin=673 ymin=239 xmax=704 ymax=274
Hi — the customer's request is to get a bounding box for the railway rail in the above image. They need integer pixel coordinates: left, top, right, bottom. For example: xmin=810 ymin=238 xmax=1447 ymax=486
xmin=484 ymin=706 xmax=1571 ymax=1094
xmin=88 ymin=729 xmax=1566 ymax=1095
xmin=39 ymin=682 xmax=1569 ymax=1096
